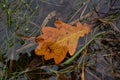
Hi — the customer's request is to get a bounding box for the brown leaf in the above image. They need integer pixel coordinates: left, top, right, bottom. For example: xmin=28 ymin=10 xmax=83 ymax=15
xmin=35 ymin=20 xmax=90 ymax=64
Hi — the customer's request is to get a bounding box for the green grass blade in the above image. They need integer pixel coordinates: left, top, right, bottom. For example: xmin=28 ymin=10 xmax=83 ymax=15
xmin=61 ymin=31 xmax=106 ymax=66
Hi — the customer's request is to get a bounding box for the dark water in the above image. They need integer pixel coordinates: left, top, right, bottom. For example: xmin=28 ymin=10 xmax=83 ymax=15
xmin=0 ymin=0 xmax=120 ymax=80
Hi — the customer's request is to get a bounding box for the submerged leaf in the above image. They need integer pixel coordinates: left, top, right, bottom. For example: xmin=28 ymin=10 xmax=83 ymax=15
xmin=35 ymin=20 xmax=90 ymax=64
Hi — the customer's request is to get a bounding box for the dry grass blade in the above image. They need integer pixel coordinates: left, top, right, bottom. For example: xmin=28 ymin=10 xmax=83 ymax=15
xmin=81 ymin=63 xmax=85 ymax=80
xmin=86 ymin=69 xmax=101 ymax=80
xmin=16 ymin=42 xmax=36 ymax=53
xmin=110 ymin=22 xmax=120 ymax=33
xmin=68 ymin=0 xmax=90 ymax=22
xmin=98 ymin=18 xmax=120 ymax=32
xmin=41 ymin=11 xmax=56 ymax=27
xmin=69 ymin=12 xmax=92 ymax=25
xmin=79 ymin=0 xmax=90 ymax=19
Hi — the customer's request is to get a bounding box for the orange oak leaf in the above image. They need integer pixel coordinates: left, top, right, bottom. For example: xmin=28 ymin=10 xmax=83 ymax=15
xmin=35 ymin=20 xmax=91 ymax=64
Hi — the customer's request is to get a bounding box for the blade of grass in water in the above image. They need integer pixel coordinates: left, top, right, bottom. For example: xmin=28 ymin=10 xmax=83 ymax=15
xmin=60 ymin=31 xmax=106 ymax=66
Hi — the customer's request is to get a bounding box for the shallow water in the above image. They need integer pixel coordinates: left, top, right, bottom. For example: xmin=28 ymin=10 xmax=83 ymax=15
xmin=0 ymin=0 xmax=120 ymax=80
